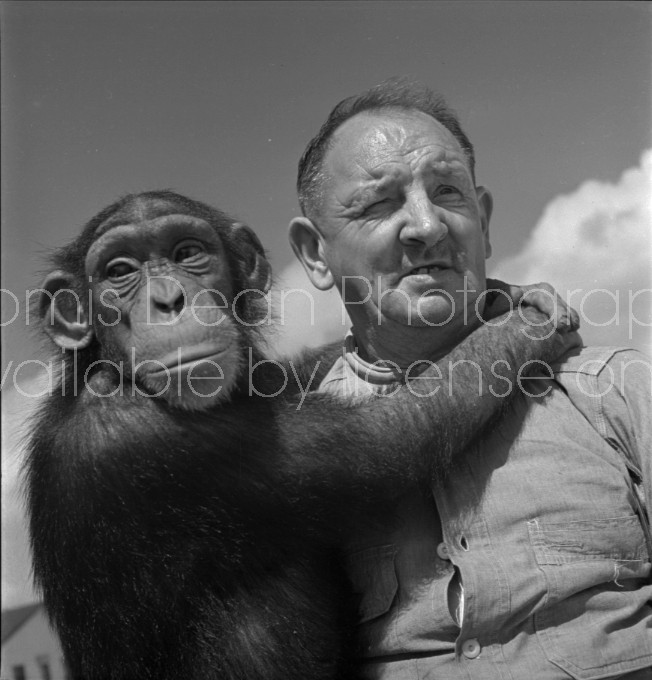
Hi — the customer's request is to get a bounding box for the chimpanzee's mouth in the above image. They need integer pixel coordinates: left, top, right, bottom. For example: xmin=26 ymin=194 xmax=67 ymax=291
xmin=150 ymin=344 xmax=232 ymax=374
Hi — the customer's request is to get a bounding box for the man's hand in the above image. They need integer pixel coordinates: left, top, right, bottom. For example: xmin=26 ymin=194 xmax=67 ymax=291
xmin=484 ymin=279 xmax=580 ymax=334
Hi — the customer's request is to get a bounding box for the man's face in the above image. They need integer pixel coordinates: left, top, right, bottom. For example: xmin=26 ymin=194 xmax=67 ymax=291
xmin=315 ymin=109 xmax=492 ymax=332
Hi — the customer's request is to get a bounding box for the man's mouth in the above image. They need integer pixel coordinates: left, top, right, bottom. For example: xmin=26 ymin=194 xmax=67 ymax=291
xmin=407 ymin=264 xmax=448 ymax=276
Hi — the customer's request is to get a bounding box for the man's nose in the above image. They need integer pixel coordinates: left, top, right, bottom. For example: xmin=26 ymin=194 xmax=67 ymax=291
xmin=399 ymin=194 xmax=448 ymax=248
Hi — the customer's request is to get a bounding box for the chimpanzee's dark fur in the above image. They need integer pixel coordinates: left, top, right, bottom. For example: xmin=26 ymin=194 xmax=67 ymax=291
xmin=25 ymin=191 xmax=564 ymax=680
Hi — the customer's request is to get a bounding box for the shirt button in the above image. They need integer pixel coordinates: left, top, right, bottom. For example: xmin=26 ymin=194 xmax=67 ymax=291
xmin=462 ymin=638 xmax=481 ymax=659
xmin=436 ymin=542 xmax=450 ymax=560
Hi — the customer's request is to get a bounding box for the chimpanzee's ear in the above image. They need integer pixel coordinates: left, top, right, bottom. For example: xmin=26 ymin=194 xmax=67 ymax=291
xmin=231 ymin=223 xmax=273 ymax=293
xmin=39 ymin=271 xmax=94 ymax=350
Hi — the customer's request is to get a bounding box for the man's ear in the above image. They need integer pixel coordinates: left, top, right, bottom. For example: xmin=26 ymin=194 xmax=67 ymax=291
xmin=288 ymin=217 xmax=334 ymax=291
xmin=231 ymin=223 xmax=273 ymax=293
xmin=40 ymin=271 xmax=94 ymax=350
xmin=476 ymin=186 xmax=493 ymax=259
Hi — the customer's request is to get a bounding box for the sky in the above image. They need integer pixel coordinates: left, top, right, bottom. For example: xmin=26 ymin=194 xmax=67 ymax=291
xmin=1 ymin=1 xmax=651 ymax=607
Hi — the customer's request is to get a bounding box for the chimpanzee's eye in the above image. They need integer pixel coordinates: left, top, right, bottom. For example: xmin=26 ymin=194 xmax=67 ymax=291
xmin=106 ymin=259 xmax=138 ymax=281
xmin=173 ymin=241 xmax=205 ymax=263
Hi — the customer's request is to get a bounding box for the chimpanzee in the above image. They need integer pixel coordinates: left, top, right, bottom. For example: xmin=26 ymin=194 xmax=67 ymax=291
xmin=25 ymin=190 xmax=576 ymax=680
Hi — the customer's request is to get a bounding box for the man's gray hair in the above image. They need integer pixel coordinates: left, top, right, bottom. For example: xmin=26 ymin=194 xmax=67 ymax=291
xmin=297 ymin=77 xmax=476 ymax=219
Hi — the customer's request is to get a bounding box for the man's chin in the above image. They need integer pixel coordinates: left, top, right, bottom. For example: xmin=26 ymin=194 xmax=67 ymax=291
xmin=379 ymin=298 xmax=458 ymax=330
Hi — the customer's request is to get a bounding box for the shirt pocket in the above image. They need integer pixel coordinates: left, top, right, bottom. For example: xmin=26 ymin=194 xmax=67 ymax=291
xmin=527 ymin=515 xmax=652 ymax=679
xmin=527 ymin=514 xmax=649 ymax=601
xmin=344 ymin=544 xmax=398 ymax=623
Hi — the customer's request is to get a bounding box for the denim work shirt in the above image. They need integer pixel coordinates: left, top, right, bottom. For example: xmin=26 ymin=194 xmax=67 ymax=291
xmin=320 ymin=344 xmax=652 ymax=680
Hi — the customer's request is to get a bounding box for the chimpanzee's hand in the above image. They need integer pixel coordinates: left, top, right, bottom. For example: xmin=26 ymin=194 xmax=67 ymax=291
xmin=516 ymin=305 xmax=583 ymax=358
xmin=484 ymin=279 xmax=580 ymax=334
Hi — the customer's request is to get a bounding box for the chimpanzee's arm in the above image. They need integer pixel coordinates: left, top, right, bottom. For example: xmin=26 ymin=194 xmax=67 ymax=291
xmin=271 ymin=307 xmax=579 ymax=506
xmin=32 ymin=306 xmax=573 ymax=519
xmin=29 ymin=307 xmax=575 ymax=535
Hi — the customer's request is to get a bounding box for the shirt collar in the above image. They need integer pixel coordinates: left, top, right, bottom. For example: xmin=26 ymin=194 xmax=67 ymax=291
xmin=343 ymin=330 xmax=405 ymax=385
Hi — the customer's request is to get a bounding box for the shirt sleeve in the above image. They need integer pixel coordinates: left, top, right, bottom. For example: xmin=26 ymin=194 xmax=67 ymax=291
xmin=555 ymin=347 xmax=652 ymax=522
xmin=597 ymin=348 xmax=652 ymax=522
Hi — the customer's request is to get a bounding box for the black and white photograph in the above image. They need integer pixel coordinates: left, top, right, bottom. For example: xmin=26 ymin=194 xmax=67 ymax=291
xmin=2 ymin=2 xmax=651 ymax=679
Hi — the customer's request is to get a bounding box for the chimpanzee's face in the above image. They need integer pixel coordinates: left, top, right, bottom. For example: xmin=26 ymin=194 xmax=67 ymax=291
xmin=41 ymin=202 xmax=271 ymax=412
xmin=83 ymin=213 xmax=242 ymax=409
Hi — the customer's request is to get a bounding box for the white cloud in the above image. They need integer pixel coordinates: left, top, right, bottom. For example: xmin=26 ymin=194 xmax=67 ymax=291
xmin=490 ymin=149 xmax=652 ymax=355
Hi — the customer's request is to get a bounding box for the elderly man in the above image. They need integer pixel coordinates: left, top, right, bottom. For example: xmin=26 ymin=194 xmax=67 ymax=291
xmin=289 ymin=81 xmax=652 ymax=679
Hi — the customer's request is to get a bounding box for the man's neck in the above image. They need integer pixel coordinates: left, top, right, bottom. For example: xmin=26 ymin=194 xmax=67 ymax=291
xmin=351 ymin=317 xmax=482 ymax=370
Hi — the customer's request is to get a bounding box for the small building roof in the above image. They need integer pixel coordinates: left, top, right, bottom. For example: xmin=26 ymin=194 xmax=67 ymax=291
xmin=1 ymin=602 xmax=43 ymax=644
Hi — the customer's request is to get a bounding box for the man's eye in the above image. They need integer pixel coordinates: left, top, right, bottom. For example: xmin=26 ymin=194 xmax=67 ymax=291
xmin=173 ymin=242 xmax=205 ymax=262
xmin=106 ymin=260 xmax=137 ymax=280
xmin=437 ymin=185 xmax=461 ymax=197
xmin=364 ymin=199 xmax=392 ymax=215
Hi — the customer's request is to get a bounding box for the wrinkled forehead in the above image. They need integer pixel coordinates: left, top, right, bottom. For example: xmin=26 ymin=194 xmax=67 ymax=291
xmin=326 ymin=109 xmax=470 ymax=180
xmin=93 ymin=213 xmax=213 ymax=240
xmin=85 ymin=214 xmax=221 ymax=270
